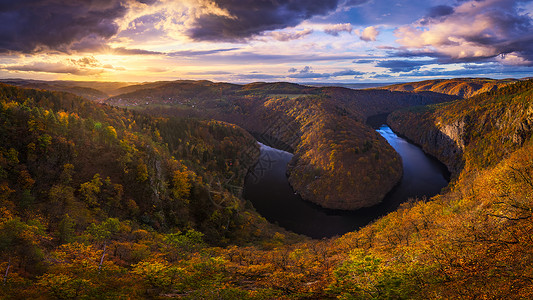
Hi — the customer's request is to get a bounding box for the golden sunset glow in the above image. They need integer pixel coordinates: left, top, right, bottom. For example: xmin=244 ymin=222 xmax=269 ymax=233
xmin=1 ymin=0 xmax=531 ymax=83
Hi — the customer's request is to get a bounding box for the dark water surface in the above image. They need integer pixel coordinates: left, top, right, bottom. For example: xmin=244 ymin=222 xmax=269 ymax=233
xmin=243 ymin=121 xmax=449 ymax=239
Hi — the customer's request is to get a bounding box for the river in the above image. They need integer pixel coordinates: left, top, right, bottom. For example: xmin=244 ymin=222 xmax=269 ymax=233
xmin=243 ymin=119 xmax=449 ymax=239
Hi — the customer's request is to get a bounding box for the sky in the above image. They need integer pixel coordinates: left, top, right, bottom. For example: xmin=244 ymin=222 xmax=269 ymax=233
xmin=0 ymin=0 xmax=533 ymax=83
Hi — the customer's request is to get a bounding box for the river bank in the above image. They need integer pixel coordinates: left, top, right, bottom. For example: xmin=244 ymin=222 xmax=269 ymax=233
xmin=244 ymin=118 xmax=449 ymax=238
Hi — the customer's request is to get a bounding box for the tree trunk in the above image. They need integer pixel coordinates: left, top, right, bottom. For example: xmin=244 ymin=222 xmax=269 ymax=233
xmin=3 ymin=258 xmax=11 ymax=284
xmin=98 ymin=242 xmax=107 ymax=272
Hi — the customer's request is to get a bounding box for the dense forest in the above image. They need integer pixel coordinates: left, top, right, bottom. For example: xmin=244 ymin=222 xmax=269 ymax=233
xmin=380 ymin=77 xmax=517 ymax=99
xmin=1 ymin=79 xmax=533 ymax=298
xmin=388 ymin=79 xmax=533 ymax=177
xmin=102 ymin=80 xmax=455 ymax=209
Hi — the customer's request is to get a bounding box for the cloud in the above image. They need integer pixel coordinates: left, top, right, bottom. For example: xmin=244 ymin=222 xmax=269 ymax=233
xmin=186 ymin=70 xmax=233 ymax=75
xmin=370 ymin=73 xmax=394 ymax=79
xmin=341 ymin=0 xmax=371 ymax=7
xmin=376 ymin=60 xmax=435 ymax=72
xmin=395 ymin=0 xmax=533 ymax=65
xmin=287 ymin=66 xmax=364 ymax=78
xmin=406 ymin=64 xmax=533 ymax=77
xmin=2 ymin=61 xmax=104 ymax=76
xmin=69 ymin=56 xmax=101 ymax=68
xmin=267 ymin=29 xmax=314 ymax=41
xmin=145 ymin=67 xmax=168 ymax=73
xmin=360 ymin=26 xmax=380 ymax=41
xmin=300 ymin=66 xmax=313 ymax=73
xmin=0 ymin=0 xmax=151 ymax=53
xmin=111 ymin=47 xmax=163 ymax=55
xmin=324 ymin=23 xmax=353 ymax=36
xmin=427 ymin=5 xmax=455 ymax=19
xmin=168 ymin=48 xmax=240 ymax=57
xmin=331 ymin=70 xmax=365 ymax=76
xmin=233 ymin=73 xmax=281 ymax=80
xmin=186 ymin=0 xmax=344 ymax=41
xmin=353 ymin=59 xmax=376 ymax=64
xmin=0 ymin=56 xmax=125 ymax=76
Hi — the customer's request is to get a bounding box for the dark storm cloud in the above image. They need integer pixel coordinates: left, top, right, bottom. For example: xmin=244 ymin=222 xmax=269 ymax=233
xmin=0 ymin=0 xmax=147 ymax=53
xmin=187 ymin=0 xmax=363 ymax=41
xmin=419 ymin=5 xmax=455 ymax=26
xmin=427 ymin=5 xmax=454 ymax=19
xmin=397 ymin=0 xmax=533 ymax=65
xmin=376 ymin=60 xmax=435 ymax=72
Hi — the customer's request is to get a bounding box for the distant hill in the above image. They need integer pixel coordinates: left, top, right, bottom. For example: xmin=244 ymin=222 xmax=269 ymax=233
xmin=380 ymin=78 xmax=517 ymax=98
xmin=0 ymin=79 xmax=133 ymax=100
xmin=305 ymin=82 xmax=395 ymax=89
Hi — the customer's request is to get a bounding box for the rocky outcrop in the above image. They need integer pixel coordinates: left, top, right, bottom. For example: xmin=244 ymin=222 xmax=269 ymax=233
xmin=437 ymin=119 xmax=467 ymax=151
xmin=388 ymin=111 xmax=465 ymax=176
xmin=388 ymin=79 xmax=533 ymax=179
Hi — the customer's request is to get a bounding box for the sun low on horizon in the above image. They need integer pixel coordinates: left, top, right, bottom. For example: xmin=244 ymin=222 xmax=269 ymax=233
xmin=1 ymin=0 xmax=532 ymax=84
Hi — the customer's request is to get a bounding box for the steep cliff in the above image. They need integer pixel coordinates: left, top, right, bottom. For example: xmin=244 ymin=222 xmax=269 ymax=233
xmin=388 ymin=79 xmax=533 ymax=179
xmin=388 ymin=107 xmax=465 ymax=175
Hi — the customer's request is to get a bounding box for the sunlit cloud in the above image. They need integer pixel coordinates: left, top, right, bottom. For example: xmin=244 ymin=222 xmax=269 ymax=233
xmin=0 ymin=0 xmax=531 ymax=82
xmin=360 ymin=26 xmax=380 ymax=41
xmin=324 ymin=23 xmax=354 ymax=36
xmin=395 ymin=0 xmax=533 ymax=65
xmin=2 ymin=61 xmax=105 ymax=76
xmin=266 ymin=29 xmax=314 ymax=42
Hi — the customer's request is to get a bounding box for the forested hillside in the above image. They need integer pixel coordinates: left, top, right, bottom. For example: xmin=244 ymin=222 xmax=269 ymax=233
xmin=2 ymin=80 xmax=533 ymax=299
xmin=389 ymin=79 xmax=533 ymax=177
xmin=0 ymin=80 xmax=532 ymax=298
xmin=0 ymin=79 xmax=135 ymax=101
xmin=0 ymin=84 xmax=315 ymax=298
xmin=104 ymin=81 xmax=454 ymax=209
xmin=381 ymin=78 xmax=516 ymax=98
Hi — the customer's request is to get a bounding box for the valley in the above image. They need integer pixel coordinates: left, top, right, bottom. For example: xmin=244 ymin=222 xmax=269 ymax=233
xmin=1 ymin=77 xmax=533 ymax=299
xmin=244 ymin=122 xmax=449 ymax=238
xmin=98 ymin=80 xmax=457 ymax=210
